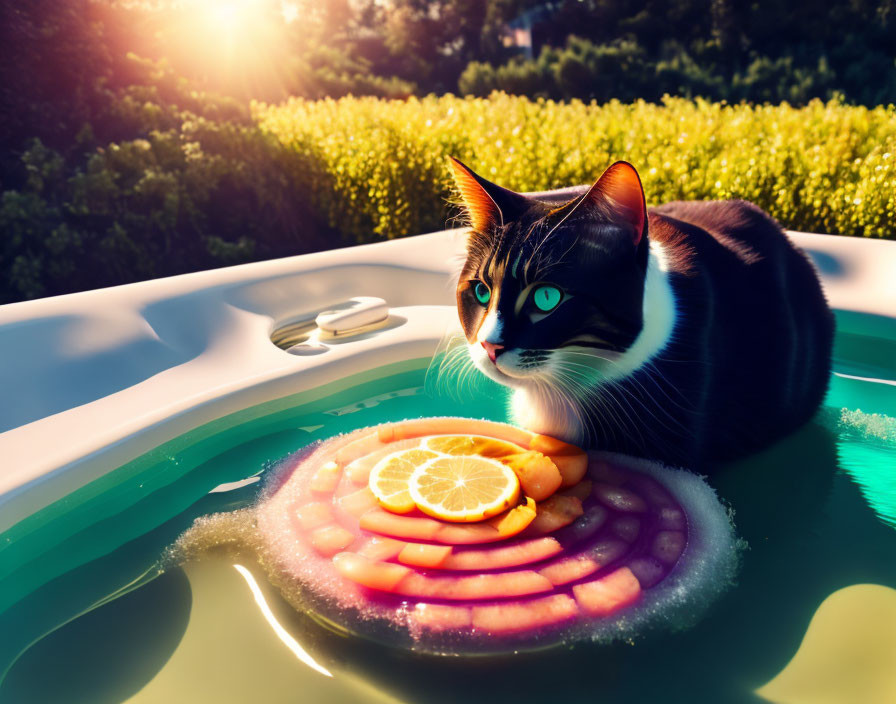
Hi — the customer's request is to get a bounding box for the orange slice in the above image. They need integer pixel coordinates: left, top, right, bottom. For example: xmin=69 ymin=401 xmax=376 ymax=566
xmin=409 ymin=455 xmax=521 ymax=523
xmin=368 ymin=449 xmax=438 ymax=513
xmin=425 ymin=435 xmax=523 ymax=458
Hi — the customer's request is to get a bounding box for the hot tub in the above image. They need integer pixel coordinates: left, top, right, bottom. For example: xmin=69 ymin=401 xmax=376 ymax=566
xmin=0 ymin=225 xmax=894 ymax=704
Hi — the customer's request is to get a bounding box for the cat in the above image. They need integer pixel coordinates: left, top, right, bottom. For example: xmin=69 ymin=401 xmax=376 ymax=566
xmin=449 ymin=157 xmax=835 ymax=469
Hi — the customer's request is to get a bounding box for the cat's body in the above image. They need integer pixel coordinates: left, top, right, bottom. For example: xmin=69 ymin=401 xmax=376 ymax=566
xmin=450 ymin=158 xmax=834 ymax=470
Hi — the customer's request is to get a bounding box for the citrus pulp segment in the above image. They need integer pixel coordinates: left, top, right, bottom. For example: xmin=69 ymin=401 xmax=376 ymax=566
xmin=368 ymin=448 xmax=438 ymax=513
xmin=409 ymin=455 xmax=521 ymax=522
xmin=425 ymin=435 xmax=524 ymax=458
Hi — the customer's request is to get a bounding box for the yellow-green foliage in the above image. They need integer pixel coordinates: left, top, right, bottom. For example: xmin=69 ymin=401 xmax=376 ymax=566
xmin=255 ymin=93 xmax=895 ymax=242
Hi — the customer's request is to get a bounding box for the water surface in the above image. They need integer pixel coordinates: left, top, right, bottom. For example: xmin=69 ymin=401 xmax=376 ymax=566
xmin=1 ymin=335 xmax=895 ymax=704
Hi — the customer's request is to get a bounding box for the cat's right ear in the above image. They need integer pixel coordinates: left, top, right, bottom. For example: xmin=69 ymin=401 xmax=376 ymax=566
xmin=580 ymin=161 xmax=647 ymax=246
xmin=448 ymin=157 xmax=531 ymax=233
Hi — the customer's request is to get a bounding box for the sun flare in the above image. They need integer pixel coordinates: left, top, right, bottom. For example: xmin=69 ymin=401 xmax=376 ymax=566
xmin=186 ymin=0 xmax=298 ymax=41
xmin=210 ymin=2 xmax=242 ymax=30
xmin=164 ymin=0 xmax=298 ymax=99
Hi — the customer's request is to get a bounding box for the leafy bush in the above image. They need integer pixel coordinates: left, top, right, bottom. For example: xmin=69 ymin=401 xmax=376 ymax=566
xmin=458 ymin=36 xmax=896 ymax=106
xmin=256 ymin=93 xmax=895 ymax=242
xmin=0 ymin=112 xmax=333 ymax=303
xmin=4 ymin=93 xmax=893 ymax=303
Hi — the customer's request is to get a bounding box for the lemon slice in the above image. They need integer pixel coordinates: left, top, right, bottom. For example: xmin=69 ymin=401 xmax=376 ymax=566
xmin=409 ymin=455 xmax=521 ymax=523
xmin=426 ymin=435 xmax=523 ymax=458
xmin=369 ymin=449 xmax=438 ymax=513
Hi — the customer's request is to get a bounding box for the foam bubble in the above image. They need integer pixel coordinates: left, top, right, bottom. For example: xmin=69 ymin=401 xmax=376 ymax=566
xmin=837 ymin=408 xmax=896 ymax=444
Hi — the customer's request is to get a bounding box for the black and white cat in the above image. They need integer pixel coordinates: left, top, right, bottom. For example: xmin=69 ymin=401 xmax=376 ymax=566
xmin=450 ymin=157 xmax=835 ymax=469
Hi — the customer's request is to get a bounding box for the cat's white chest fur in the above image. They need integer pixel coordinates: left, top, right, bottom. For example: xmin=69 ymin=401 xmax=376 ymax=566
xmin=509 ymin=241 xmax=678 ymax=445
xmin=511 ymin=385 xmax=586 ymax=443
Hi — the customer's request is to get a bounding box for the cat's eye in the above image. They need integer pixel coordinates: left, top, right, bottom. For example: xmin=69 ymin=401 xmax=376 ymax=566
xmin=532 ymin=285 xmax=562 ymax=312
xmin=473 ymin=281 xmax=491 ymax=305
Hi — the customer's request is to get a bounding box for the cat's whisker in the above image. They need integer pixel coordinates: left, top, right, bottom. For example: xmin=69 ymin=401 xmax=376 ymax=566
xmin=565 ymin=380 xmax=606 ymax=447
xmin=430 ymin=333 xmax=486 ymax=402
xmin=537 ymin=373 xmax=601 ymax=447
xmin=543 ymin=356 xmax=622 ymax=445
xmin=558 ymin=349 xmax=695 ymax=421
xmin=550 ymin=365 xmax=641 ymax=449
xmin=560 ymin=363 xmax=688 ymax=440
xmin=639 ymin=360 xmax=699 ymax=411
xmin=549 ymin=353 xmax=687 ymax=448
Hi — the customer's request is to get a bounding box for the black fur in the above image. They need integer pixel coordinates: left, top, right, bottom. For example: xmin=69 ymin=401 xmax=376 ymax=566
xmin=636 ymin=200 xmax=836 ymax=466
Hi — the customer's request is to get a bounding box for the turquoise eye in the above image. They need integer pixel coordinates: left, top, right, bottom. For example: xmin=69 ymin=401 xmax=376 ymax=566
xmin=533 ymin=285 xmax=562 ymax=312
xmin=473 ymin=281 xmax=491 ymax=305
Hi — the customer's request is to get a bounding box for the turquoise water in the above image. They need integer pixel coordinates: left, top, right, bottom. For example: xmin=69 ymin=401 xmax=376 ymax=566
xmin=1 ymin=332 xmax=895 ymax=704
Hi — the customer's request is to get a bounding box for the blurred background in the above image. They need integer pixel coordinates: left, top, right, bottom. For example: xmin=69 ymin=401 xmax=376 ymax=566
xmin=2 ymin=0 xmax=895 ymax=304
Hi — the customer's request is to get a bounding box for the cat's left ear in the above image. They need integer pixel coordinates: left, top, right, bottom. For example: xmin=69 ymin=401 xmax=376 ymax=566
xmin=448 ymin=156 xmax=532 ymax=233
xmin=579 ymin=161 xmax=648 ymax=246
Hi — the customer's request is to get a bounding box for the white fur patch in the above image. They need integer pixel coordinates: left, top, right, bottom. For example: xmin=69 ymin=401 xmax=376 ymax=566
xmin=597 ymin=240 xmax=677 ymax=381
xmin=511 ymin=385 xmax=583 ymax=442
xmin=477 ymin=310 xmax=503 ymax=345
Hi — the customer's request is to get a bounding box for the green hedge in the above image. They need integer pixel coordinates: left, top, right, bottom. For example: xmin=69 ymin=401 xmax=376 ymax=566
xmin=4 ymin=93 xmax=893 ymax=304
xmin=256 ymin=93 xmax=895 ymax=243
xmin=0 ymin=83 xmax=335 ymax=303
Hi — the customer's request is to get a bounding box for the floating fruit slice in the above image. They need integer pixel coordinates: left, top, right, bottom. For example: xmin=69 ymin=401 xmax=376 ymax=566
xmin=356 ymin=536 xmax=406 ymax=561
xmin=310 ymin=461 xmax=342 ymax=494
xmin=572 ymin=566 xmax=642 ymax=617
xmin=310 ymin=525 xmax=355 ymax=557
xmin=359 ymin=507 xmax=515 ymax=544
xmin=337 ymin=487 xmax=379 ymax=518
xmin=413 ymin=603 xmax=472 ymax=632
xmin=409 ymin=455 xmax=521 ymax=523
xmin=294 ymin=502 xmax=333 ymax=531
xmin=368 ymin=449 xmax=438 ymax=513
xmin=442 ymin=536 xmax=563 ymax=571
xmin=396 ymin=569 xmax=553 ymax=601
xmin=426 ymin=436 xmax=563 ymax=502
xmin=559 ymin=479 xmax=593 ymax=501
xmin=489 ymin=496 xmax=537 ymax=538
xmin=378 ymin=418 xmax=534 ymax=447
xmin=398 ymin=543 xmax=453 ymax=569
xmin=472 ymin=594 xmax=580 ymax=634
xmin=332 ymin=551 xmax=411 ymax=592
xmin=395 ymin=535 xmax=563 ymax=571
xmin=537 ymin=539 xmax=628 ymax=586
xmin=501 ymin=450 xmax=562 ymax=501
xmin=426 ymin=435 xmax=523 ymax=458
xmin=530 ymin=434 xmax=589 ymax=487
xmin=526 ymin=494 xmax=584 ymax=534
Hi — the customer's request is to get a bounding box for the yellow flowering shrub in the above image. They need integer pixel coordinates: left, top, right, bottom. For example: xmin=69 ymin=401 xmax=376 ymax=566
xmin=255 ymin=93 xmax=895 ymax=242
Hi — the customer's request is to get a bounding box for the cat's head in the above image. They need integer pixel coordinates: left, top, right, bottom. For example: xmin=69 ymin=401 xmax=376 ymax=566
xmin=450 ymin=157 xmax=650 ymax=395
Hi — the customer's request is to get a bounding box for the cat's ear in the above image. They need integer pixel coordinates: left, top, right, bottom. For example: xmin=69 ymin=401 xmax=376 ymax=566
xmin=579 ymin=161 xmax=647 ymax=246
xmin=448 ymin=156 xmax=531 ymax=233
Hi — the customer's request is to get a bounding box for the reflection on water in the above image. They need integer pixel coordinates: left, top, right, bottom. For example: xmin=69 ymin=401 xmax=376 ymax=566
xmin=1 ymin=345 xmax=895 ymax=704
xmin=231 ymin=564 xmax=332 ymax=678
xmin=0 ymin=569 xmax=192 ymax=703
xmin=125 ymin=561 xmax=401 ymax=704
xmin=757 ymin=584 xmax=896 ymax=704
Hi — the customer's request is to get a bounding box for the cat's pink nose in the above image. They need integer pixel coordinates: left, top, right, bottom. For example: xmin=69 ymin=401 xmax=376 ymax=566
xmin=481 ymin=341 xmax=504 ymax=363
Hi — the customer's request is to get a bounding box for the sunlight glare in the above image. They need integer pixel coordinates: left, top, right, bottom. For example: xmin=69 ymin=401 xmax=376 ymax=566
xmin=282 ymin=2 xmax=299 ymax=23
xmin=169 ymin=0 xmax=297 ymax=100
xmin=233 ymin=564 xmax=333 ymax=678
xmin=211 ymin=2 xmax=241 ymax=30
